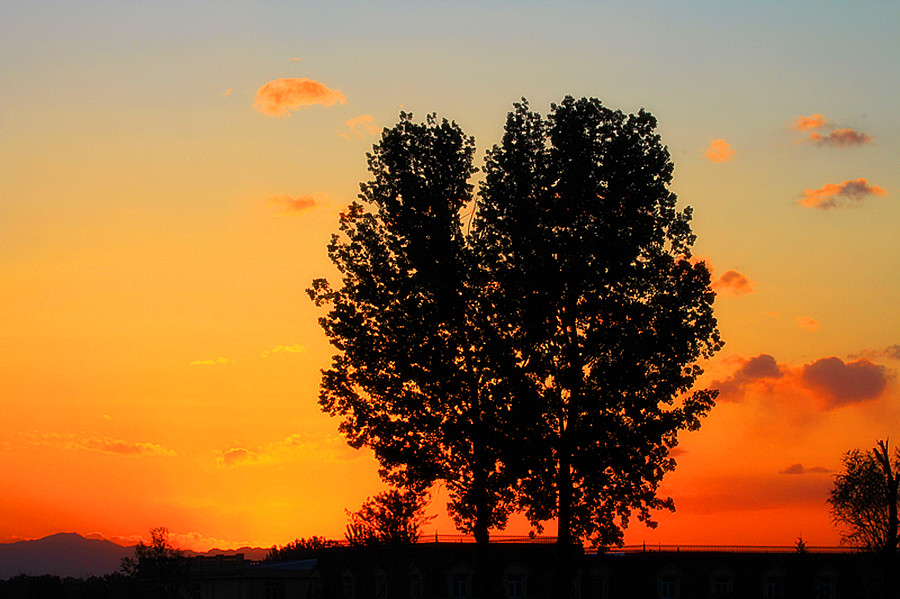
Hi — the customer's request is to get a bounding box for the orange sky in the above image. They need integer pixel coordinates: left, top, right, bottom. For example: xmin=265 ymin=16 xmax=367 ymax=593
xmin=1 ymin=1 xmax=898 ymax=551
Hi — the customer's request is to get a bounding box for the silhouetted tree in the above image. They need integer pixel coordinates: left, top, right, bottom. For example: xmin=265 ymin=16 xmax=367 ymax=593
xmin=312 ymin=100 xmax=720 ymax=598
xmin=309 ymin=113 xmax=522 ymax=537
xmin=475 ymin=97 xmax=721 ymax=595
xmin=829 ymin=439 xmax=899 ymax=595
xmin=310 ymin=112 xmax=527 ymax=597
xmin=344 ymin=489 xmax=435 ymax=546
xmin=264 ymin=536 xmax=338 ymax=562
xmin=120 ymin=527 xmax=186 ymax=599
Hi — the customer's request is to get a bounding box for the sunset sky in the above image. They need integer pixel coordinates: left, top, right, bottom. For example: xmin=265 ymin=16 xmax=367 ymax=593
xmin=2 ymin=1 xmax=898 ymax=551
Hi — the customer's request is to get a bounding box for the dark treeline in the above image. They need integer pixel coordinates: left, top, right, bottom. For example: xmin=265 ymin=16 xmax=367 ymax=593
xmin=0 ymin=573 xmax=137 ymax=599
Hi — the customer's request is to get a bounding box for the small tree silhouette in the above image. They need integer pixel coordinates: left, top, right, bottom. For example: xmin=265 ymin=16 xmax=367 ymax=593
xmin=829 ymin=440 xmax=899 ymax=596
xmin=120 ymin=527 xmax=186 ymax=599
xmin=344 ymin=489 xmax=434 ymax=546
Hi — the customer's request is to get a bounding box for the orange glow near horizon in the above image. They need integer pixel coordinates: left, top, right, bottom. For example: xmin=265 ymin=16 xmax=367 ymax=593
xmin=2 ymin=1 xmax=898 ymax=554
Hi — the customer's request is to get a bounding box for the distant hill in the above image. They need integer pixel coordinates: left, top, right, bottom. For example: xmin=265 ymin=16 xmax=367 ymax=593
xmin=0 ymin=533 xmax=270 ymax=579
xmin=0 ymin=533 xmax=133 ymax=579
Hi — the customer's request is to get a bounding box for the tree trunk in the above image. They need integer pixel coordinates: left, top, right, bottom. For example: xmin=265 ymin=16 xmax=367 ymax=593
xmin=555 ymin=299 xmax=581 ymax=599
xmin=875 ymin=441 xmax=898 ymax=598
xmin=473 ymin=502 xmax=491 ymax=599
xmin=471 ymin=393 xmax=491 ymax=599
xmin=556 ymin=449 xmax=574 ymax=599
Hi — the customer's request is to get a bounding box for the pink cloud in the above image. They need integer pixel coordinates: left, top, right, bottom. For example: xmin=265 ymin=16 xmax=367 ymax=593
xmin=789 ymin=114 xmax=872 ymax=146
xmin=791 ymin=114 xmax=829 ymax=131
xmin=218 ymin=447 xmax=256 ymax=467
xmin=253 ymin=78 xmax=346 ymax=117
xmin=799 ymin=178 xmax=888 ymax=209
xmin=779 ymin=463 xmax=831 ymax=475
xmin=338 ymin=114 xmax=380 ymax=139
xmin=807 ymin=128 xmax=872 ymax=147
xmin=267 ymin=194 xmax=318 ymax=213
xmin=800 ymin=357 xmax=889 ymax=408
xmin=795 ymin=316 xmax=819 ymax=331
xmin=704 ymin=139 xmax=735 ymax=163
xmin=711 ymin=354 xmax=783 ymax=401
xmin=712 ymin=269 xmax=755 ymax=296
xmin=216 ymin=433 xmax=358 ymax=468
xmin=711 ymin=354 xmax=891 ymax=409
xmin=29 ymin=433 xmax=176 ymax=457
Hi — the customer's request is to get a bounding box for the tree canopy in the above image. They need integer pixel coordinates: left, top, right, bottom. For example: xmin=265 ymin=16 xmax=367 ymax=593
xmin=309 ymin=113 xmax=521 ymax=545
xmin=829 ymin=440 xmax=900 ymax=597
xmin=829 ymin=440 xmax=900 ymax=554
xmin=475 ymin=97 xmax=721 ymax=548
xmin=310 ymin=98 xmax=721 ymax=566
xmin=120 ymin=527 xmax=187 ymax=599
xmin=344 ymin=489 xmax=435 ymax=546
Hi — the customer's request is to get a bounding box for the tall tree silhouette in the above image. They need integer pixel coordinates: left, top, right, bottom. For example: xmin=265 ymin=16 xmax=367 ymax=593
xmin=313 ymin=99 xmax=721 ymax=597
xmin=476 ymin=97 xmax=721 ymax=594
xmin=310 ymin=113 xmax=523 ymax=595
xmin=829 ymin=440 xmax=899 ymax=596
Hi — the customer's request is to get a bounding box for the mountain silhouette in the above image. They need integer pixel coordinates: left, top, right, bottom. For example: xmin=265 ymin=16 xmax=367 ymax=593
xmin=0 ymin=533 xmax=270 ymax=579
xmin=0 ymin=532 xmax=133 ymax=579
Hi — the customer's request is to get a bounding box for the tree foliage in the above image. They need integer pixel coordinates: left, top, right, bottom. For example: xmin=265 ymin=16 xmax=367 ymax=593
xmin=309 ymin=112 xmax=521 ymax=541
xmin=475 ymin=97 xmax=721 ymax=548
xmin=264 ymin=536 xmax=338 ymax=562
xmin=120 ymin=527 xmax=186 ymax=599
xmin=829 ymin=440 xmax=900 ymax=554
xmin=310 ymin=98 xmax=721 ymax=559
xmin=344 ymin=489 xmax=435 ymax=546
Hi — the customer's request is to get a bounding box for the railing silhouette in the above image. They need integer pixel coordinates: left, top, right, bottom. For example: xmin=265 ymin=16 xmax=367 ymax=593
xmin=612 ymin=543 xmax=852 ymax=554
xmin=294 ymin=534 xmax=852 ymax=554
xmin=406 ymin=534 xmax=854 ymax=553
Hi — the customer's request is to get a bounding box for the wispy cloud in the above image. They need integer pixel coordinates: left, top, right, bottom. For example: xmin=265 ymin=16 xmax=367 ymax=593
xmin=704 ymin=139 xmax=735 ymax=163
xmin=711 ymin=354 xmax=784 ymax=401
xmin=253 ymin=77 xmax=346 ymax=117
xmin=261 ymin=344 xmax=307 ymax=358
xmin=266 ymin=194 xmax=319 ymax=214
xmin=849 ymin=345 xmax=900 ymax=361
xmin=791 ymin=114 xmax=829 ymax=131
xmin=339 ymin=114 xmax=380 ymax=139
xmin=808 ymin=128 xmax=872 ymax=147
xmin=712 ymin=269 xmax=755 ymax=296
xmin=779 ymin=463 xmax=832 ymax=475
xmin=29 ymin=433 xmax=176 ymax=457
xmin=789 ymin=113 xmax=872 ymax=146
xmin=694 ymin=258 xmax=755 ymax=297
xmin=799 ymin=178 xmax=888 ymax=209
xmin=190 ymin=357 xmax=234 ymax=366
xmin=676 ymin=473 xmax=832 ymax=514
xmin=216 ymin=433 xmax=355 ymax=468
xmin=219 ymin=447 xmax=256 ymax=467
xmin=170 ymin=531 xmax=252 ymax=552
xmin=795 ymin=316 xmax=820 ymax=331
